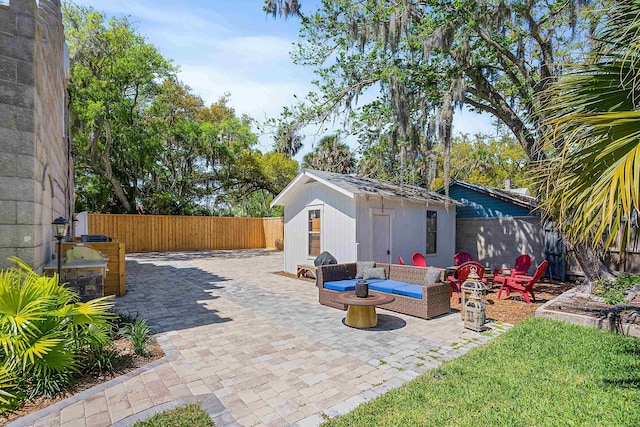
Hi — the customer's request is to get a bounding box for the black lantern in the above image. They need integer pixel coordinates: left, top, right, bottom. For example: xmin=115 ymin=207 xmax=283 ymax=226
xmin=355 ymin=280 xmax=369 ymax=298
xmin=52 ymin=217 xmax=69 ymax=284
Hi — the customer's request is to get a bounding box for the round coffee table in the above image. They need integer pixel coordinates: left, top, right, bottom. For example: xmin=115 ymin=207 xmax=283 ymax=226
xmin=331 ymin=291 xmax=395 ymax=328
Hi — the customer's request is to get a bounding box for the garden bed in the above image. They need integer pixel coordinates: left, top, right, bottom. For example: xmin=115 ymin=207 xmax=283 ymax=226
xmin=0 ymin=338 xmax=164 ymax=426
xmin=536 ymin=287 xmax=640 ymax=336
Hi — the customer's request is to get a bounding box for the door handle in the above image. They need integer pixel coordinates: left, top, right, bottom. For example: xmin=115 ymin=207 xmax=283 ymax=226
xmin=387 ymin=250 xmax=390 ymax=255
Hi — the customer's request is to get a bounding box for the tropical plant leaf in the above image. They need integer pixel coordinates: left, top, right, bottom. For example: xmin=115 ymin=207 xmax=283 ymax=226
xmin=536 ymin=0 xmax=640 ymax=253
xmin=0 ymin=258 xmax=114 ymax=400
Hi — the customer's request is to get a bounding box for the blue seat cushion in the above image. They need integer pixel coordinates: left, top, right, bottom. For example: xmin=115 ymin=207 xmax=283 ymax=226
xmin=324 ymin=279 xmax=359 ymax=292
xmin=369 ymin=280 xmax=407 ymax=294
xmin=324 ymin=278 xmax=385 ymax=292
xmin=392 ymin=284 xmax=423 ymax=299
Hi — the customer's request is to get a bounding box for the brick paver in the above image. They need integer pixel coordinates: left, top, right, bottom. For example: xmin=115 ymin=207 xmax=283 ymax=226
xmin=9 ymin=250 xmax=510 ymax=427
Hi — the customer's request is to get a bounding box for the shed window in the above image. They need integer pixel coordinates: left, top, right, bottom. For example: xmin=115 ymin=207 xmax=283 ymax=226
xmin=426 ymin=210 xmax=437 ymax=254
xmin=308 ymin=209 xmax=321 ymax=256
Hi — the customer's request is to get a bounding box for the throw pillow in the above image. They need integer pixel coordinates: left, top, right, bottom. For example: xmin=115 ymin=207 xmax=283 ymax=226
xmin=363 ymin=267 xmax=386 ymax=280
xmin=356 ymin=261 xmax=375 ymax=278
xmin=423 ymin=267 xmax=442 ymax=284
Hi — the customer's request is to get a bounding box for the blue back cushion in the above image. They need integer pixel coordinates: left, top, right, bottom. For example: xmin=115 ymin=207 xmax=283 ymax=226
xmin=392 ymin=284 xmax=423 ymax=299
xmin=369 ymin=280 xmax=407 ymax=294
xmin=324 ymin=279 xmax=359 ymax=292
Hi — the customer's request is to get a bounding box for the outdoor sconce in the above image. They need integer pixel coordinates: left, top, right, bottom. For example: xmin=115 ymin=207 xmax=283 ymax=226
xmin=52 ymin=216 xmax=69 ymax=284
xmin=461 ymin=268 xmax=487 ymax=331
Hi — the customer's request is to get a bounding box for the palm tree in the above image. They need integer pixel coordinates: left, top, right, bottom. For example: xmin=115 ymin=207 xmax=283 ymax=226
xmin=302 ymin=134 xmax=356 ymax=174
xmin=538 ymin=0 xmax=640 ymax=274
xmin=272 ymin=124 xmax=303 ymax=158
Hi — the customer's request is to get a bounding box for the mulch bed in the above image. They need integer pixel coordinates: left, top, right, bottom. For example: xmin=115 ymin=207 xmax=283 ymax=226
xmin=0 ymin=338 xmax=164 ymax=426
xmin=457 ymin=279 xmax=576 ymax=324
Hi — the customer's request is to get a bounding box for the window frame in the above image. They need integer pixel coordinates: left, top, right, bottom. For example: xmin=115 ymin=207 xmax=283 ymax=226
xmin=307 ymin=206 xmax=322 ymax=258
xmin=426 ymin=210 xmax=437 ymax=254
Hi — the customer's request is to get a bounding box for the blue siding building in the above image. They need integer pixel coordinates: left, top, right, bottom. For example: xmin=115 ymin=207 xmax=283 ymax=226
xmin=448 ymin=184 xmax=536 ymax=218
xmin=443 ymin=181 xmax=565 ymax=281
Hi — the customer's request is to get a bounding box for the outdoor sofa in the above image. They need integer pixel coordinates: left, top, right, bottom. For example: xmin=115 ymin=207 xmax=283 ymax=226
xmin=317 ymin=262 xmax=451 ymax=320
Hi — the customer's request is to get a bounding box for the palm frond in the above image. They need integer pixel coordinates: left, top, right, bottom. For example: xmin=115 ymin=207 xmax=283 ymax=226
xmin=536 ymin=0 xmax=640 ymax=252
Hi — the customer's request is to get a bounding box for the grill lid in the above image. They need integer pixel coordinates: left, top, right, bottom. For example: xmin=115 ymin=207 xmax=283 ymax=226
xmin=65 ymin=245 xmax=108 ymax=263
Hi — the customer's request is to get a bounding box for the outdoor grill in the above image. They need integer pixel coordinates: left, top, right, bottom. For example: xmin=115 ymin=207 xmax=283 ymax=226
xmin=44 ymin=244 xmax=109 ymax=301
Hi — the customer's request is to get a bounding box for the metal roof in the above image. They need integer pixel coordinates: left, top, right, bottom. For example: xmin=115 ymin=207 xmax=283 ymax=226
xmin=272 ymin=169 xmax=461 ymax=207
xmin=447 ymin=180 xmax=538 ymax=210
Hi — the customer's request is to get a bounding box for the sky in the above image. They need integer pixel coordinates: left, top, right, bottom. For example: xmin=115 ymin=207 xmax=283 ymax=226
xmin=72 ymin=0 xmax=496 ymax=159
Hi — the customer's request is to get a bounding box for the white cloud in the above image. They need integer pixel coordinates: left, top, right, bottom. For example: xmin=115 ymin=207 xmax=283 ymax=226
xmin=218 ymin=36 xmax=294 ymax=63
xmin=179 ymin=65 xmax=312 ymax=119
xmin=73 ymin=0 xmax=226 ymax=33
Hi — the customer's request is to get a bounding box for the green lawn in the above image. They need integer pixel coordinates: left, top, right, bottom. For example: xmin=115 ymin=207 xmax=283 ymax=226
xmin=132 ymin=403 xmax=214 ymax=427
xmin=324 ymin=318 xmax=640 ymax=426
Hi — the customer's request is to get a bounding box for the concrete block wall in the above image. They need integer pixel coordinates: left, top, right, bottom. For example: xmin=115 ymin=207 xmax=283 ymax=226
xmin=455 ymin=216 xmax=546 ymax=276
xmin=0 ymin=0 xmax=71 ymax=271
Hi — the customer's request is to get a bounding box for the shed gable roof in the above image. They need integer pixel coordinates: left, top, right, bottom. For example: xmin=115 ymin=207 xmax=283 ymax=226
xmin=271 ymin=169 xmax=460 ymax=207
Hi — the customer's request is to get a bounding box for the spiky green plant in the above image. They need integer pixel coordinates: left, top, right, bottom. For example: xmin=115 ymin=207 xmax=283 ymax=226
xmin=0 ymin=257 xmax=115 ymax=402
xmin=119 ymin=318 xmax=152 ymax=356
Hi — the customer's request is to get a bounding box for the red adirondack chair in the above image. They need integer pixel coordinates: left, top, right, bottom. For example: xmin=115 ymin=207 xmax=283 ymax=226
xmin=448 ymin=261 xmax=485 ymax=304
xmin=497 ymin=260 xmax=548 ymax=304
xmin=398 ymin=256 xmax=405 ymax=265
xmin=454 ymin=252 xmax=472 ymax=266
xmin=492 ymin=254 xmax=533 ymax=288
xmin=412 ymin=252 xmax=427 ymax=267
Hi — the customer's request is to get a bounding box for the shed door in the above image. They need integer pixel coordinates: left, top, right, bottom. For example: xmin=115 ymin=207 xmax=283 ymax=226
xmin=373 ymin=214 xmax=391 ymax=263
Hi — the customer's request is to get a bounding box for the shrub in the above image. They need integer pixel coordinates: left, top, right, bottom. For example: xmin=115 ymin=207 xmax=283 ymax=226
xmin=85 ymin=346 xmax=119 ymax=374
xmin=132 ymin=403 xmax=214 ymax=427
xmin=593 ymin=274 xmax=640 ymax=305
xmin=0 ymin=258 xmax=115 ymax=409
xmin=120 ymin=318 xmax=152 ymax=355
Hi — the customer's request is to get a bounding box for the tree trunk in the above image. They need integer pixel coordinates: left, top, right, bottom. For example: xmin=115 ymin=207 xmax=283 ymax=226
xmin=102 ymin=120 xmax=133 ymax=213
xmin=571 ymin=241 xmax=615 ymax=292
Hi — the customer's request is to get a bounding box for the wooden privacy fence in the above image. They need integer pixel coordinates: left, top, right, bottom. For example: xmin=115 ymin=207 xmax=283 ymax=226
xmin=88 ymin=214 xmax=284 ymax=253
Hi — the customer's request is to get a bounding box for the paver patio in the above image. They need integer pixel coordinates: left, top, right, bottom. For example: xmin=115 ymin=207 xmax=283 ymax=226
xmin=10 ymin=250 xmax=510 ymax=427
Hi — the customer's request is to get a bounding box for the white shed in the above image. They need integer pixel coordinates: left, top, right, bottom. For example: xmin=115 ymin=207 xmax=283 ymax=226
xmin=271 ymin=170 xmax=460 ymax=274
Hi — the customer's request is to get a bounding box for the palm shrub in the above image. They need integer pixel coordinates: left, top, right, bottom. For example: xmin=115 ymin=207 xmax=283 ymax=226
xmin=0 ymin=366 xmax=17 ymax=412
xmin=0 ymin=258 xmax=115 ymax=408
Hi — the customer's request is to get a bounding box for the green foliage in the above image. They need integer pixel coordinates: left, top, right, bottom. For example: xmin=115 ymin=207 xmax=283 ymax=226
xmin=538 ymin=0 xmax=640 ymax=253
xmin=430 ymin=133 xmax=529 ymax=191
xmin=302 ymin=134 xmax=356 ymax=174
xmin=119 ymin=318 xmax=152 ymax=356
xmin=0 ymin=258 xmax=115 ymax=409
xmin=64 ymin=4 xmax=174 ymax=214
xmin=324 ymin=318 xmax=640 ymax=426
xmin=269 ymin=0 xmax=600 ymax=186
xmin=213 ymin=150 xmax=298 ymax=217
xmin=24 ymin=372 xmax=74 ymax=400
xmin=84 ymin=346 xmax=119 ymax=374
xmin=593 ymin=274 xmax=640 ymax=305
xmin=604 ymin=292 xmax=626 ymax=305
xmin=132 ymin=402 xmax=214 ymax=427
xmin=65 ymin=4 xmax=285 ymax=217
xmin=0 ymin=367 xmax=18 ymax=413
